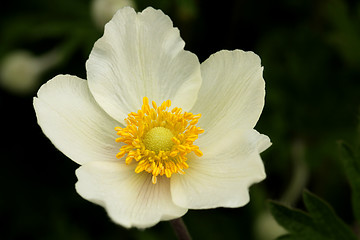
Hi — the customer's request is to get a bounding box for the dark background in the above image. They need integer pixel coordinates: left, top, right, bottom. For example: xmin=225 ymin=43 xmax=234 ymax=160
xmin=1 ymin=0 xmax=359 ymax=239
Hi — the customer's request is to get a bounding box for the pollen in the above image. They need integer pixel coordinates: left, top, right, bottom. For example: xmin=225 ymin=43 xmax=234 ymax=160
xmin=115 ymin=97 xmax=204 ymax=184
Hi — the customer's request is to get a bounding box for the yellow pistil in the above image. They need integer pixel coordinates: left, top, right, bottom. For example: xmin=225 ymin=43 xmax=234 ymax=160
xmin=143 ymin=127 xmax=175 ymax=153
xmin=115 ymin=97 xmax=204 ymax=184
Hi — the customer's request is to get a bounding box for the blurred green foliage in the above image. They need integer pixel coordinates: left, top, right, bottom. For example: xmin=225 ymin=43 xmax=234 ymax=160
xmin=1 ymin=0 xmax=360 ymax=239
xmin=269 ymin=190 xmax=358 ymax=240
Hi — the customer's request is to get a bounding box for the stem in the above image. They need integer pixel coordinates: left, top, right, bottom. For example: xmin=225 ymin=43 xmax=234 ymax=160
xmin=170 ymin=218 xmax=192 ymax=240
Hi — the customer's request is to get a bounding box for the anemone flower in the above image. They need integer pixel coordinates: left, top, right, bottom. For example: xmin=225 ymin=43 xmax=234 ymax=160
xmin=34 ymin=7 xmax=271 ymax=228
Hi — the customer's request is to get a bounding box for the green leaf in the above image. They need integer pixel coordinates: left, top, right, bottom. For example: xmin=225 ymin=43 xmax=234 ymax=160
xmin=276 ymin=234 xmax=304 ymax=240
xmin=339 ymin=141 xmax=360 ymax=223
xmin=269 ymin=191 xmax=358 ymax=240
xmin=268 ymin=201 xmax=325 ymax=240
xmin=302 ymin=190 xmax=358 ymax=240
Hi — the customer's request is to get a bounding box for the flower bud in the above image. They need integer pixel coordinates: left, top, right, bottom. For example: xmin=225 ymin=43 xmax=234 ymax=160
xmin=91 ymin=0 xmax=136 ymax=29
xmin=254 ymin=211 xmax=287 ymax=240
xmin=0 ymin=50 xmax=59 ymax=95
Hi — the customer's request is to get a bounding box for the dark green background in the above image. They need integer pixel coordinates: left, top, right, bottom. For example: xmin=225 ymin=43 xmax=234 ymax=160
xmin=1 ymin=0 xmax=359 ymax=239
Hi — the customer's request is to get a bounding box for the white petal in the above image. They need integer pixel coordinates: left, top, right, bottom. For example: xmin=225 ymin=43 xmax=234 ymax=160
xmin=34 ymin=75 xmax=121 ymax=165
xmin=190 ymin=50 xmax=265 ymax=145
xmin=86 ymin=7 xmax=202 ymax=123
xmin=171 ymin=129 xmax=270 ymax=209
xmin=75 ymin=161 xmax=187 ymax=228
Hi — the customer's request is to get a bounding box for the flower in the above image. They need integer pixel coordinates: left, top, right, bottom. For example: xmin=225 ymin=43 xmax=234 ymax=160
xmin=34 ymin=7 xmax=271 ymax=228
xmin=254 ymin=211 xmax=287 ymax=240
xmin=0 ymin=50 xmax=59 ymax=95
xmin=91 ymin=0 xmax=136 ymax=29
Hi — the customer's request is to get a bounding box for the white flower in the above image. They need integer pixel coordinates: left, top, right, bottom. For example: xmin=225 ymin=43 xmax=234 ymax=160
xmin=0 ymin=50 xmax=59 ymax=95
xmin=254 ymin=211 xmax=287 ymax=240
xmin=33 ymin=7 xmax=271 ymax=228
xmin=91 ymin=0 xmax=136 ymax=29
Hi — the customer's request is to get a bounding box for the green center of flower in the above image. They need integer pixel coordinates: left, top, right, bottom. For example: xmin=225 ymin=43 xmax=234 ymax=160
xmin=143 ymin=127 xmax=174 ymax=153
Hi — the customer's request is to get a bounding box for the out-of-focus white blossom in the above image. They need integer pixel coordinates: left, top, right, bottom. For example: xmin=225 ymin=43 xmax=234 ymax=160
xmin=91 ymin=0 xmax=136 ymax=29
xmin=0 ymin=50 xmax=59 ymax=95
xmin=255 ymin=211 xmax=287 ymax=240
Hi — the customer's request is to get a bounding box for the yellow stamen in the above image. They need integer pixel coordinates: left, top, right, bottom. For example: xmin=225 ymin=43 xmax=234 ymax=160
xmin=115 ymin=97 xmax=204 ymax=184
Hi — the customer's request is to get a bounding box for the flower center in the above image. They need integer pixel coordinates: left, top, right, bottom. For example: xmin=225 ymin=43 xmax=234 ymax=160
xmin=143 ymin=127 xmax=174 ymax=153
xmin=115 ymin=97 xmax=204 ymax=184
